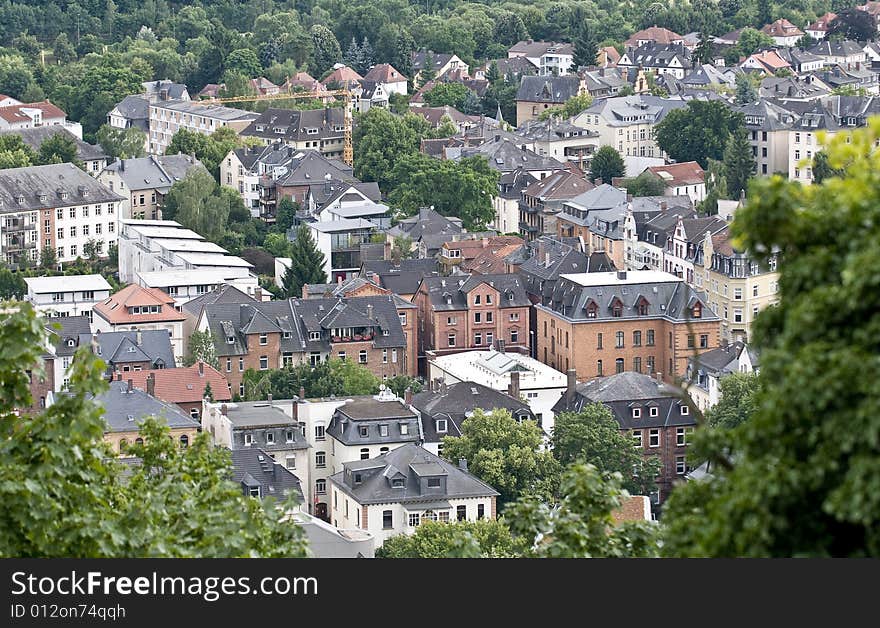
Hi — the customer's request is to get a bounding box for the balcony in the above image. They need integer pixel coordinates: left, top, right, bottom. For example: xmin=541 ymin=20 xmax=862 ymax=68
xmin=329 ymin=327 xmax=375 ymax=343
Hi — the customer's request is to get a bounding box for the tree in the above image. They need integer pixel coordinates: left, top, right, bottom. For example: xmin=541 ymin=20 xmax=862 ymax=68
xmin=418 ymin=51 xmax=436 ymax=88
xmin=654 ymin=100 xmax=745 ymax=168
xmin=390 ymin=236 xmax=414 ymax=264
xmin=37 ymin=132 xmax=81 ymax=167
xmin=385 ymin=374 xmax=422 ymax=398
xmin=329 ymin=358 xmax=380 ymax=395
xmin=735 ymin=72 xmax=759 ymax=105
xmin=661 ymin=123 xmax=880 ymax=557
xmin=343 ymin=37 xmax=360 ymax=69
xmin=390 ymin=29 xmax=415 ymax=85
xmin=538 ymin=93 xmax=593 ymax=121
xmin=494 ymin=12 xmax=529 ymax=46
xmin=737 ymin=27 xmax=774 ymax=57
xmin=162 ymin=167 xmax=231 ymax=242
xmin=185 ymin=329 xmax=219 ymax=369
xmin=283 ymin=224 xmax=327 ymax=298
xmin=225 ymin=48 xmax=261 ymax=78
xmin=95 ymin=125 xmax=146 ymax=160
xmin=699 ymin=159 xmax=727 ymax=214
xmin=377 ymin=519 xmax=527 ymax=558
xmin=263 ymin=232 xmax=292 ymax=258
xmin=39 ymin=245 xmax=57 ymax=271
xmin=506 ymin=463 xmax=660 ymax=557
xmin=310 ymin=25 xmax=342 ymax=75
xmin=0 ymin=135 xmax=36 ymax=169
xmin=0 ymin=54 xmax=35 ymax=101
xmin=705 ymin=372 xmax=760 ymax=431
xmin=572 ymin=23 xmax=598 ymax=69
xmin=693 ymin=32 xmax=715 ymax=65
xmin=52 ymin=33 xmax=77 ymax=64
xmin=723 ymin=126 xmax=756 ymax=200
xmin=166 ymin=127 xmax=239 ymax=180
xmin=828 ymin=8 xmax=876 ymax=42
xmin=0 ymin=304 xmax=307 ymax=558
xmin=756 ymin=0 xmax=772 ymax=28
xmin=203 ymin=381 xmax=214 ymax=403
xmin=355 ymin=36 xmax=374 ymax=75
xmin=620 ymin=171 xmax=668 ymax=197
xmin=424 ymin=83 xmax=470 ymax=109
xmin=552 ymin=404 xmax=660 ymax=496
xmin=589 ymin=145 xmax=625 ymax=184
xmin=812 ymin=150 xmax=844 ymax=184
xmin=441 ymin=408 xmax=560 ymax=510
xmin=353 ymin=108 xmax=431 ymax=192
xmin=0 ymin=265 xmax=26 ymax=299
xmin=275 ymin=198 xmax=298 ymax=234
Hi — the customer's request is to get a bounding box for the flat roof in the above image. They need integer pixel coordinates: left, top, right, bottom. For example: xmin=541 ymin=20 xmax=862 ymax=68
xmin=137 ymin=269 xmax=247 ymax=286
xmin=311 ymin=218 xmax=376 ymax=232
xmin=158 ymin=239 xmax=227 ymax=253
xmin=125 ymin=225 xmax=204 ymax=240
xmin=25 ymin=274 xmax=111 ymax=293
xmin=560 ymin=270 xmax=682 ymax=287
xmin=175 ymin=252 xmax=253 ymax=267
xmin=430 ymin=349 xmax=567 ymax=386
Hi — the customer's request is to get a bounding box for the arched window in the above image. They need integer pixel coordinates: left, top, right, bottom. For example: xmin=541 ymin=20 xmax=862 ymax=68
xmin=423 ymin=510 xmax=438 ymax=522
xmin=135 ymin=437 xmax=144 ymax=446
xmin=615 ymin=358 xmax=624 ymax=374
xmin=180 ymin=434 xmax=189 ymax=448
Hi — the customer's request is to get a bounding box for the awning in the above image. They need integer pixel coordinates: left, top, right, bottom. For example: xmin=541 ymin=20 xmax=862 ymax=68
xmin=402 ymin=500 xmax=452 ymax=511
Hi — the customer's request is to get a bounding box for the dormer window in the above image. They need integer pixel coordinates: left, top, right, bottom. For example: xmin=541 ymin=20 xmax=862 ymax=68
xmin=611 ymin=298 xmax=623 ymax=317
xmin=632 ymin=408 xmax=641 ymax=419
xmin=586 ymin=302 xmax=598 ymax=318
xmin=436 ymin=419 xmax=448 ymax=433
xmin=359 ymin=425 xmax=369 ymax=437
xmin=681 ymin=405 xmax=690 ymax=415
xmin=309 ymin=331 xmax=320 ymax=341
xmin=650 ymin=406 xmax=659 ymax=417
xmin=392 ymin=478 xmax=405 ymax=488
xmin=354 ymin=472 xmax=362 ymax=485
xmin=226 ymin=335 xmax=235 ymax=344
xmin=636 ymin=297 xmax=650 ymax=316
xmin=400 ymin=422 xmax=409 ymax=435
xmin=692 ymin=302 xmax=702 ymax=318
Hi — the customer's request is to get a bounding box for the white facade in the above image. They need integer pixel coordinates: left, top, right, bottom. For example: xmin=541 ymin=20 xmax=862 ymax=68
xmin=136 ymin=269 xmax=260 ymax=306
xmin=24 ymin=274 xmax=111 ymax=324
xmin=427 ymin=349 xmax=567 ymax=434
xmin=788 ymin=128 xmax=829 ymax=185
xmin=148 ymin=101 xmax=258 ymax=155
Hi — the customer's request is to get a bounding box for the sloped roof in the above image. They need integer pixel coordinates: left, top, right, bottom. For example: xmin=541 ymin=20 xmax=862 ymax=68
xmin=645 ymin=161 xmax=705 ymax=187
xmin=363 ymin=63 xmax=407 ymax=83
xmin=761 ymin=18 xmax=804 ymax=38
xmin=125 ymin=362 xmax=232 ymax=404
xmin=625 ymin=26 xmax=684 ymax=47
xmin=93 ymin=285 xmax=185 ymax=325
xmin=516 ymin=75 xmax=582 ymax=104
xmin=92 ymin=380 xmax=200 ymax=432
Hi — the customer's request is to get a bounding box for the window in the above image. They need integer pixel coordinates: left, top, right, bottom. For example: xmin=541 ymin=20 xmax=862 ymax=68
xmin=700 ymin=334 xmax=709 ymax=348
xmin=391 ymin=349 xmax=397 ymax=363
xmin=676 ymin=456 xmax=687 ymax=475
xmin=676 ymin=427 xmax=688 ymax=446
xmin=226 ymin=358 xmax=232 ymax=372
xmin=633 ymin=356 xmax=642 ymax=373
xmin=259 ymin=356 xmax=268 ymax=370
xmin=647 ymin=329 xmax=655 ymax=346
xmin=632 ymin=429 xmax=643 ymax=447
xmin=680 ymin=404 xmax=689 ymax=415
xmin=57 ymin=208 xmax=63 ymax=220
xmin=486 ymin=312 xmax=493 ymax=323
xmin=474 ymin=294 xmax=481 ymax=305
xmin=439 ymin=511 xmax=450 ymax=522
xmin=69 ymin=208 xmax=76 ymax=219
xmin=615 ymin=358 xmax=624 ymax=374
xmin=285 ymin=430 xmax=295 ymax=444
xmin=338 ymin=351 xmax=346 ymax=361
xmin=436 ymin=419 xmax=448 ymax=433
xmin=647 ymin=356 xmax=655 ymax=375
xmin=383 ymin=510 xmax=393 ymax=529
xmin=359 ymin=425 xmax=369 ymax=437
xmin=315 ymin=479 xmax=326 ymax=494
xmin=475 ymin=333 xmax=482 ymax=346
xmin=382 ymin=349 xmax=388 ymax=363
xmin=477 ymin=504 xmax=485 ymax=520
xmin=359 ymin=350 xmax=367 ymax=364
xmin=315 ymin=425 xmax=325 ymax=441
xmin=380 ymin=447 xmax=389 ymax=454
xmin=687 ymin=334 xmax=695 ymax=349
xmin=734 ymin=308 xmax=743 ymax=323
xmin=474 ymin=312 xmax=481 ymax=324
xmin=457 ymin=505 xmax=467 ymax=521
xmin=239 ymin=357 xmax=244 ymax=371
xmin=649 ymin=429 xmax=660 ymax=448
xmin=360 ymin=448 xmax=369 ymax=460
xmin=259 ymin=333 xmax=267 ymax=345
xmin=266 ymin=432 xmax=275 ymax=445
xmin=57 ymin=227 xmax=63 ymax=240
xmin=633 ymin=330 xmax=642 ymax=347
xmin=753 ymin=284 xmax=759 ymax=297
xmin=399 ymin=313 xmax=407 ymax=326
xmin=509 ymin=312 xmax=519 ymax=321
xmin=69 ymin=226 xmax=76 ymax=238
xmin=632 ymin=407 xmax=641 ymax=419
xmin=427 ymin=478 xmax=441 ymax=488
xmin=400 ymin=423 xmax=409 ymax=435
xmin=616 ymin=331 xmax=624 ymax=348
xmin=70 ymin=245 xmax=77 ymax=257
xmin=597 ymin=333 xmax=603 ymax=349
xmin=244 ymin=433 xmax=253 ymax=446
xmin=734 ymin=288 xmax=743 ymax=300
xmin=408 ymin=513 xmax=421 ymax=527
xmin=650 ymin=406 xmax=659 ymax=418
xmin=379 ymin=424 xmax=388 ymax=437
xmin=285 ymin=456 xmax=296 ymax=469
xmin=392 ymin=478 xmax=405 ymax=488
xmin=447 ymin=316 xmax=457 ymax=325
xmin=447 ymin=333 xmax=456 ymax=348
xmin=316 ymin=451 xmax=326 ymax=468
xmin=597 ymin=360 xmax=603 ymax=376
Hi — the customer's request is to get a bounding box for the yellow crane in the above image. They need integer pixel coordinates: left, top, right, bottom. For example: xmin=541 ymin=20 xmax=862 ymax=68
xmin=197 ymin=87 xmax=354 ymax=166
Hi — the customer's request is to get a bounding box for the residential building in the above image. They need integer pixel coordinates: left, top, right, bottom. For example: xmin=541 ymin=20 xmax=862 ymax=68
xmin=411 ymin=50 xmax=469 ymax=83
xmin=641 ymin=161 xmax=706 ymax=204
xmin=81 ymin=330 xmax=176 ymax=378
xmin=26 ymin=316 xmax=91 ymax=413
xmin=106 ymin=95 xmax=150 ymax=154
xmin=572 ymin=95 xmax=688 ymax=159
xmin=515 ymin=75 xmax=584 ymax=124
xmin=147 ymin=100 xmax=258 ymax=155
xmin=305 ymin=218 xmax=378 ymax=283
xmin=662 ymin=215 xmax=728 ymax=284
xmin=740 ymin=50 xmax=793 ymax=75
xmin=580 ymin=67 xmax=628 ymax=98
xmin=363 ymin=63 xmax=408 ymax=96
xmin=624 ymin=26 xmax=685 ymax=49
xmin=535 ymin=270 xmax=721 ymax=383
xmin=98 ymin=154 xmax=207 ymax=220
xmin=0 ymin=127 xmax=108 ymax=176
xmin=622 ymin=201 xmax=697 ymax=272
xmin=808 ymin=40 xmax=868 ymax=69
xmin=519 ymin=172 xmax=594 ymax=239
xmin=321 ymin=64 xmax=364 ymax=89
xmin=328 ymin=442 xmax=499 ymax=547
xmin=553 ymin=370 xmax=698 ymax=504
xmin=232 ymin=447 xmax=304 ymax=505
xmin=385 ymin=207 xmax=464 ymax=259
xmin=508 ymin=40 xmax=575 ymax=76
xmin=117 ymin=219 xmax=258 ymax=298
xmin=293 ymin=511 xmax=375 ymax=558
xmin=24 ymin=274 xmax=111 ymax=323
xmin=123 ymin=360 xmax=232 ymax=420
xmin=249 ymin=77 xmax=281 ymax=96
xmin=685 ymin=340 xmax=759 ymax=412
xmin=427 ymin=348 xmax=566 ymax=434
xmin=460 ymin=238 xmax=525 ymax=275
xmin=806 ymin=12 xmax=838 ymax=40
xmin=92 ymin=284 xmax=186 ymax=361
xmin=776 ymin=47 xmax=825 ymax=74
xmin=759 ymin=75 xmax=831 ymax=102
xmin=695 ymin=227 xmax=779 ymax=343
xmin=239 ymin=107 xmax=347 ymax=162
xmin=556 ymin=184 xmax=630 ymax=268
xmin=135 ymin=268 xmax=263 ymax=307
xmin=439 ymin=236 xmax=524 ymax=275
xmin=515 ymin=118 xmax=600 ymax=164
xmin=474 ymin=56 xmax=538 ymax=81
xmin=761 ymin=19 xmax=805 ymax=47
xmin=414 ymin=274 xmax=531 ymax=371
xmin=196 ymin=295 xmax=417 ymax=394
xmin=618 ymin=43 xmax=692 ymax=80
xmin=0 ymin=100 xmax=76 ymax=135
xmin=738 ymin=99 xmax=796 ymax=176
xmin=359 ymin=258 xmax=441 ymax=301
xmin=0 ymin=163 xmax=124 ymax=267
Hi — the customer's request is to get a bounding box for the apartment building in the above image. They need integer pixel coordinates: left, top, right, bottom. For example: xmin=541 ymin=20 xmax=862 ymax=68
xmin=24 ymin=274 xmax=111 ymax=323
xmin=239 ymin=108 xmax=346 ymax=160
xmin=98 ymin=154 xmax=206 ymax=220
xmin=148 ymin=100 xmax=258 ymax=155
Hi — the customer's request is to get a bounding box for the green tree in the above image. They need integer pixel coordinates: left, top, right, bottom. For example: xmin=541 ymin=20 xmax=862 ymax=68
xmin=185 ymin=329 xmax=219 ymax=369
xmin=263 ymin=232 xmax=292 ymax=258
xmin=0 ymin=265 xmax=26 ymax=299
xmin=162 ymin=167 xmax=231 ymax=242
xmin=589 ymin=145 xmax=625 ymax=184
xmin=166 ymin=126 xmax=239 ymax=180
xmin=506 ymin=463 xmax=660 ymax=558
xmin=737 ymin=27 xmax=774 ymax=56
xmin=310 ymin=24 xmax=342 ymax=75
xmin=329 ymin=358 xmax=380 ymax=395
xmin=538 ymin=93 xmax=594 ymax=121
xmin=95 ymin=125 xmax=146 ymax=160
xmin=705 ymin=372 xmax=760 ymax=431
xmin=723 ymin=126 xmax=756 ymax=200
xmin=654 ymin=100 xmax=744 ymax=168
xmin=52 ymin=33 xmax=77 ymax=64
xmin=552 ymin=404 xmax=660 ymax=496
xmin=699 ymin=159 xmax=727 ymax=214
xmin=424 ymin=82 xmax=470 ymax=109
xmin=812 ymin=150 xmax=843 ymax=184
xmin=353 ymin=107 xmax=431 ymax=192
xmin=735 ymin=72 xmax=759 ymax=105
xmin=441 ymin=408 xmax=560 ymax=510
xmin=377 ymin=519 xmax=527 ymax=558
xmin=225 ymin=48 xmax=262 ymax=78
xmin=828 ymin=8 xmax=876 ymax=42
xmin=39 ymin=245 xmax=58 ymax=271
xmin=385 ymin=374 xmax=422 ymax=398
xmin=0 ymin=54 xmax=36 ymax=101
xmin=275 ymin=198 xmax=299 ymax=233
xmin=662 ymin=123 xmax=880 ymax=557
xmin=620 ymin=172 xmax=667 ymax=197
xmin=494 ymin=12 xmax=529 ymax=46
xmin=0 ymin=135 xmax=37 ymax=169
xmin=390 ymin=235 xmax=414 ymax=264
xmin=757 ymin=0 xmax=772 ymax=28
xmin=693 ymin=31 xmax=715 ymax=65
xmin=283 ymin=224 xmax=327 ymax=298
xmin=418 ymin=50 xmax=436 ymax=88
xmin=203 ymin=381 xmax=214 ymax=402
xmin=572 ymin=23 xmax=598 ymax=69
xmin=37 ymin=132 xmax=81 ymax=167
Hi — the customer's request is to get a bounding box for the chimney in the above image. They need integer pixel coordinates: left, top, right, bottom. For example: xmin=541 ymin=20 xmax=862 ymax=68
xmin=119 ymin=159 xmax=125 ymax=172
xmin=566 ymin=368 xmax=577 ymax=405
xmin=267 ymin=393 xmax=272 ymax=405
xmin=545 ymin=252 xmax=551 ymax=267
xmin=136 ymin=330 xmax=142 ymax=346
xmin=617 ymin=270 xmax=627 ymax=280
xmin=458 ymin=458 xmax=468 ymax=471
xmin=366 ymin=303 xmax=374 ymax=320
xmin=127 ymin=379 xmax=133 ymax=393
xmin=198 ymin=360 xmax=204 ymax=377
xmin=508 ymin=371 xmax=520 ymax=399
xmin=254 ymin=286 xmax=262 ymax=302
xmin=404 ymin=386 xmax=413 ymax=405
xmin=146 ymin=373 xmax=155 ymax=397
xmin=440 ymin=381 xmax=448 ymax=394
xmin=626 ymin=193 xmax=633 ymax=202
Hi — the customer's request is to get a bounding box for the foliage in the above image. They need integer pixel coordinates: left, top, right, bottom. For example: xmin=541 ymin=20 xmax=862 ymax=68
xmin=537 ymin=93 xmax=593 ymax=121
xmin=552 ymin=404 xmax=660 ymax=496
xmin=95 ymin=124 xmax=146 ymax=160
xmin=828 ymin=8 xmax=876 ymax=42
xmin=654 ymin=100 xmax=745 ymax=168
xmin=441 ymin=408 xmax=560 ymax=510
xmin=0 ymin=134 xmax=37 ymax=169
xmin=162 ymin=167 xmax=237 ymax=243
xmin=377 ymin=519 xmax=527 ymax=558
xmin=185 ymin=329 xmax=219 ymax=370
xmin=736 ymin=27 xmax=774 ymax=57
xmin=390 ymin=235 xmax=414 ymax=264
xmin=0 ymin=265 xmax=27 ymax=299
xmin=572 ymin=22 xmax=598 ymax=69
xmin=506 ymin=463 xmax=660 ymax=558
xmin=619 ymin=171 xmax=667 ymax=197
xmin=811 ymin=150 xmax=844 ymax=184
xmin=310 ymin=24 xmax=342 ymax=75
xmin=37 ymin=131 xmax=81 ymax=167
xmin=662 ymin=122 xmax=880 ymax=557
xmin=353 ymin=107 xmax=431 ymax=192
xmin=263 ymin=232 xmax=292 ymax=258
xmin=241 ymin=358 xmax=379 ymax=401
xmin=693 ymin=31 xmax=715 ymax=65
xmin=705 ymin=372 xmax=760 ymax=431
xmin=384 ymin=374 xmax=422 ymax=398
xmin=735 ymin=72 xmax=759 ymax=105
xmin=282 ymin=224 xmax=327 ymax=298
xmin=166 ymin=126 xmax=241 ymax=180
xmin=275 ymin=198 xmax=299 ymax=234
xmin=723 ymin=126 xmax=756 ymax=201
xmin=424 ymin=82 xmax=471 ymax=109
xmin=589 ymin=145 xmax=625 ymax=184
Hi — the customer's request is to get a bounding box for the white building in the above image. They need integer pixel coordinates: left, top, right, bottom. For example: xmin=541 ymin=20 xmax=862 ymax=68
xmin=148 ymin=100 xmax=258 ymax=155
xmin=508 ymin=40 xmax=575 ymax=76
xmin=136 ymin=268 xmax=262 ymax=306
xmin=686 ymin=341 xmax=759 ymax=412
xmin=24 ymin=274 xmax=111 ymax=324
xmin=427 ymin=348 xmax=568 ymax=434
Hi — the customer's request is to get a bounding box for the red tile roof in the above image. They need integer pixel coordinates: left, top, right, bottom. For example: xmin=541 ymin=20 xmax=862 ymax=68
xmin=124 ymin=361 xmax=232 ymax=405
xmin=322 ymin=65 xmax=363 ymax=87
xmin=461 ymin=243 xmax=524 ymax=274
xmin=364 ymin=63 xmax=407 ymax=84
xmin=93 ymin=284 xmax=186 ymax=325
xmin=611 ymin=496 xmax=652 ymax=522
xmin=745 ymin=50 xmax=792 ymax=72
xmin=625 ymin=26 xmax=684 ymax=47
xmin=761 ymin=18 xmax=804 ymax=37
xmin=0 ymin=100 xmax=67 ymax=124
xmin=807 ymin=12 xmax=838 ymax=32
xmin=646 ymin=161 xmax=705 ymax=187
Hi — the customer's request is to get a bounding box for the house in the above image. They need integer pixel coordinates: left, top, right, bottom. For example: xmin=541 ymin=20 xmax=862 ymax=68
xmin=385 ymin=207 xmax=464 ymax=259
xmin=106 ymin=95 xmax=150 ymax=154
xmin=24 ymin=274 xmax=112 ymax=324
xmin=293 ymin=511 xmax=375 ymax=557
xmin=413 ymin=273 xmax=531 ymax=370
xmin=359 ymin=259 xmax=441 ymax=301
xmin=142 ymin=80 xmax=190 ymax=103
xmin=426 ymin=348 xmax=566 ymax=434
xmin=518 ymin=172 xmax=594 ymax=240
xmin=552 ymin=370 xmax=698 ymax=504
xmin=572 ymin=95 xmax=688 ymax=159
xmin=662 ymin=215 xmax=728 ymax=284
xmin=625 ymin=26 xmax=685 ymax=49
xmin=196 ymin=295 xmax=417 ymax=394
xmin=0 ymin=163 xmax=124 ymax=267
xmin=281 ymin=71 xmax=327 ymax=93
xmin=515 ymin=75 xmax=584 ymax=124
xmin=197 ymin=84 xmax=224 ymax=99
xmin=411 ymin=381 xmax=536 ymax=455
xmin=411 ymin=106 xmax=485 ymax=134
xmin=761 ymin=19 xmax=805 ymax=47
xmin=136 ymin=268 xmax=264 ymax=308
xmin=239 ymin=108 xmax=346 ymax=160
xmin=474 ymin=56 xmax=538 ymax=81
xmin=515 ymin=118 xmax=600 ymax=164
xmin=321 ymin=64 xmax=364 ymax=90
xmin=618 ymin=43 xmax=692 ymax=80
xmin=508 ymin=40 xmax=575 ymax=76
xmin=202 ymin=399 xmax=311 ymax=502
xmin=80 ymin=329 xmax=176 ymax=378
xmin=737 ymin=99 xmax=797 ymax=176
xmin=0 ymin=100 xmax=74 ymax=135
xmin=180 ymin=283 xmax=256 ymax=355
xmin=679 ymin=64 xmax=738 ymax=90
xmin=91 ymin=284 xmax=186 ymax=362
xmin=816 ymin=64 xmax=879 ymax=94
xmin=123 ymin=360 xmax=232 ymax=420
xmin=535 ymin=270 xmax=721 ymax=383
xmin=806 ymin=12 xmax=838 ymax=40
xmin=555 ymin=184 xmax=630 ymax=268
xmin=641 ymin=162 xmax=706 ymax=204
xmin=685 ymin=340 xmax=758 ymax=412
xmin=98 ymin=154 xmax=207 ymax=221
xmin=82 ymin=378 xmax=201 ymax=457
xmin=147 ymin=100 xmax=258 ymax=155
xmin=117 ymin=219 xmax=258 ymax=298
xmin=363 ymin=63 xmax=408 ymax=96
xmin=0 ymin=126 xmax=108 ymax=177
xmin=232 ymin=447 xmax=304 ymax=505
xmin=25 ymin=315 xmax=92 ymax=413
xmin=695 ymin=226 xmax=779 ymax=343
xmin=411 ymin=50 xmax=469 ymax=83
xmin=622 ymin=201 xmax=698 ymax=272
xmin=439 ymin=235 xmax=524 ymax=274
xmin=759 ymin=74 xmax=831 ymax=102
xmin=460 ymin=239 xmax=525 ymax=275
xmin=249 ymin=77 xmax=281 ymax=96
xmin=740 ymin=49 xmax=793 ymax=75
xmin=328 ymin=442 xmax=499 ymax=547
xmin=808 ymin=40 xmax=869 ymax=70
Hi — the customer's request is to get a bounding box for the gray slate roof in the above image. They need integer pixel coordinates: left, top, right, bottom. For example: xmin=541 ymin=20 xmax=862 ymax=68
xmin=386 ymin=207 xmax=464 ymax=242
xmin=457 ymin=136 xmax=565 ymax=173
xmin=112 ymin=95 xmax=150 ymax=129
xmin=329 ymin=442 xmax=499 ymax=505
xmin=0 ymin=163 xmax=123 ymax=212
xmin=242 ymin=108 xmax=345 ymax=143
xmin=418 ymin=273 xmax=530 ymax=311
xmin=181 ymin=284 xmax=255 ymax=319
xmin=102 ymin=154 xmax=207 ymax=193
xmin=231 ymin=448 xmax=304 ymax=503
xmin=516 ymin=75 xmax=582 ymax=104
xmin=92 ymin=380 xmax=200 ymax=432
xmin=84 ymin=330 xmax=175 ymax=369
xmin=326 ymin=396 xmax=421 ymax=446
xmin=0 ymin=126 xmax=108 ymax=162
xmin=46 ymin=316 xmax=91 ymax=357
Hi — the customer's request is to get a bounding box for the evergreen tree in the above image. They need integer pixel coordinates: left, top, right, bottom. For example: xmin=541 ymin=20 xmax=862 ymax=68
xmin=392 ymin=30 xmax=415 ymax=87
xmin=310 ymin=25 xmax=342 ymax=75
xmin=572 ymin=23 xmax=598 ymax=69
xmin=343 ymin=37 xmax=360 ymax=69
xmin=486 ymin=60 xmax=501 ymax=83
xmin=39 ymin=245 xmax=57 ymax=271
xmin=589 ymin=145 xmax=625 ymax=184
xmin=203 ymin=381 xmax=214 ymax=403
xmin=735 ymin=72 xmax=758 ymax=105
xmin=419 ymin=51 xmax=436 ymax=88
xmin=356 ymin=36 xmax=374 ymax=75
xmin=693 ymin=32 xmax=714 ymax=65
xmin=723 ymin=127 xmax=755 ymax=200
xmin=757 ymin=0 xmax=772 ymax=27
xmin=283 ymin=224 xmax=327 ymax=298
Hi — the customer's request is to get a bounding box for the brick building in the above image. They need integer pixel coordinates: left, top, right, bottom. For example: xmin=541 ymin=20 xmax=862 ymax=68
xmin=535 ymin=270 xmax=721 ymax=383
